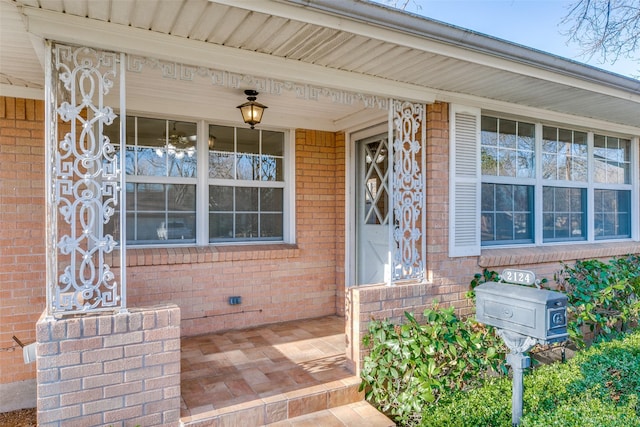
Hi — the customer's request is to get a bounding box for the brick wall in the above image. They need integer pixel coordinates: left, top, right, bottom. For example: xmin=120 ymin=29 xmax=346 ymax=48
xmin=108 ymin=129 xmax=344 ymax=337
xmin=36 ymin=305 xmax=181 ymax=427
xmin=0 ymin=97 xmax=46 ymax=387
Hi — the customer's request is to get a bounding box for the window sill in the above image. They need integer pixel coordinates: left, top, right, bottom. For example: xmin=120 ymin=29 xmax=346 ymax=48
xmin=478 ymin=241 xmax=640 ymax=268
xmin=104 ymin=243 xmax=300 ymax=267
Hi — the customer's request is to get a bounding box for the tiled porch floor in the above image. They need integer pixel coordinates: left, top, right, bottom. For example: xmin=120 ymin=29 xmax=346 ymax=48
xmin=180 ymin=316 xmax=374 ymax=425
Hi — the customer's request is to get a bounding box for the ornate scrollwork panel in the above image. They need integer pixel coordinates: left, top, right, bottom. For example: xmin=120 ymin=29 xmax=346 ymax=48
xmin=48 ymin=44 xmax=124 ymax=315
xmin=391 ymin=101 xmax=426 ymax=282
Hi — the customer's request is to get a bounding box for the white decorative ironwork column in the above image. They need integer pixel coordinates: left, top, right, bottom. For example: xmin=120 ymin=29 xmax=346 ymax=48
xmin=389 ymin=100 xmax=426 ymax=283
xmin=45 ymin=42 xmax=126 ymax=316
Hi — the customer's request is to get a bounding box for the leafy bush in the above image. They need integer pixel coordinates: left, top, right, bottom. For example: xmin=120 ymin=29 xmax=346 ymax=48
xmin=359 ymin=305 xmax=506 ymax=426
xmin=421 ymin=329 xmax=640 ymax=427
xmin=555 ymin=255 xmax=640 ymax=347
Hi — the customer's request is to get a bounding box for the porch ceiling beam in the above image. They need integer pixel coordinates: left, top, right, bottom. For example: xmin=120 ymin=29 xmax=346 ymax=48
xmin=20 ymin=5 xmax=436 ymax=105
xmin=213 ymin=0 xmax=640 ymax=104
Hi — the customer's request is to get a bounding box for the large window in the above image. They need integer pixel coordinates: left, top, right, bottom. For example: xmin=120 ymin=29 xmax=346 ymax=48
xmin=481 ymin=117 xmax=535 ymax=245
xmin=105 ymin=116 xmax=288 ymax=245
xmin=481 ymin=115 xmax=634 ymax=246
xmin=208 ymin=125 xmax=284 ymax=242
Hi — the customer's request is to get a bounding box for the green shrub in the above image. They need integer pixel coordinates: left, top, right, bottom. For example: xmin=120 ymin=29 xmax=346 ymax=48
xmin=421 ymin=329 xmax=640 ymax=427
xmin=520 ymin=395 xmax=639 ymax=427
xmin=360 ymin=305 xmax=506 ymax=426
xmin=555 ymin=255 xmax=640 ymax=347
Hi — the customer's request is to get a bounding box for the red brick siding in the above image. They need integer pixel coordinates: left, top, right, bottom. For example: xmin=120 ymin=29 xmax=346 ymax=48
xmin=36 ymin=305 xmax=180 ymax=427
xmin=0 ymin=97 xmax=46 ymax=384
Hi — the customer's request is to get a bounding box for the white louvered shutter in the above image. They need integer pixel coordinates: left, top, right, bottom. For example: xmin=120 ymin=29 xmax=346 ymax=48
xmin=449 ymin=105 xmax=481 ymax=257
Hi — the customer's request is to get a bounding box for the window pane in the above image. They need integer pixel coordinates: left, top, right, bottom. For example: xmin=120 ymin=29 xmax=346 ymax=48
xmin=261 ymin=156 xmax=282 ymax=181
xmin=209 ymin=125 xmax=234 ymax=152
xmin=593 ymin=134 xmax=631 ymax=184
xmin=209 ymin=125 xmax=235 ymax=179
xmin=261 ymin=188 xmax=283 ymax=212
xmin=482 ymin=117 xmax=534 ymax=178
xmin=236 ymin=213 xmax=258 ymax=238
xmin=236 ymin=187 xmax=259 ymax=211
xmin=481 ymin=183 xmax=533 ymax=245
xmin=209 ymin=213 xmax=233 ymax=239
xmin=481 ymin=183 xmax=494 ymax=211
xmin=237 ymin=128 xmax=260 ymax=154
xmin=137 ymin=117 xmax=165 ymax=148
xmin=481 ymin=147 xmax=498 ymax=175
xmin=166 ymin=214 xmax=195 ymax=240
xmin=117 ymin=183 xmax=196 ymax=245
xmin=594 ymin=189 xmax=631 ymax=239
xmin=261 ymin=213 xmax=283 ymax=238
xmin=262 ymin=131 xmax=284 ymax=156
xmin=167 ymin=184 xmax=196 ymax=211
xmin=543 ymin=126 xmax=587 ymax=182
xmin=209 ymin=186 xmax=233 ymax=211
xmin=495 ymin=212 xmax=514 ymax=240
xmin=481 ymin=213 xmax=495 ymax=242
xmin=517 ymin=122 xmax=535 ymax=150
xmin=209 ymin=152 xmax=234 ymax=179
xmin=498 ymin=150 xmax=516 ymax=177
xmin=209 ymin=186 xmax=283 ymax=242
xmin=517 ymin=151 xmax=534 ymax=178
xmin=237 ymin=154 xmax=260 ymax=180
xmin=481 ymin=116 xmax=498 ymax=146
xmin=137 ymin=147 xmax=167 ymax=176
xmin=499 ymin=120 xmax=517 ymax=149
xmin=542 ymin=186 xmax=585 ymax=242
xmin=495 ymin=184 xmax=513 ymax=211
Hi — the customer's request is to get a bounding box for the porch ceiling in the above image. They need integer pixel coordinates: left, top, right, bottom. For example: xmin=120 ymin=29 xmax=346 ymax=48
xmin=1 ymin=0 xmax=639 ymax=132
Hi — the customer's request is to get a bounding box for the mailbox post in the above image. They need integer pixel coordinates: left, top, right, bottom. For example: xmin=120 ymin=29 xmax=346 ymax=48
xmin=475 ymin=269 xmax=568 ymax=426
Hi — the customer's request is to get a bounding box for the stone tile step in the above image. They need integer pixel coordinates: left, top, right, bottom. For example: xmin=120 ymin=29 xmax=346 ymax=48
xmin=180 ymin=376 xmax=366 ymax=427
xmin=264 ymin=401 xmax=395 ymax=427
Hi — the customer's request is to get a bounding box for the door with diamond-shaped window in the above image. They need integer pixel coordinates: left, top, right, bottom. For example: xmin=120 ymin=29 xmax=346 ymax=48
xmin=356 ymin=134 xmax=390 ymax=285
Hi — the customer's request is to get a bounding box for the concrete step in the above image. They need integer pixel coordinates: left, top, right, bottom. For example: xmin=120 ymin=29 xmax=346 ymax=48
xmin=180 ymin=376 xmax=369 ymax=427
xmin=264 ymin=400 xmax=395 ymax=427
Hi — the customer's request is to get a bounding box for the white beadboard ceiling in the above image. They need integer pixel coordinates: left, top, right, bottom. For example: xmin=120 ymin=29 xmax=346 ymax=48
xmin=1 ymin=0 xmax=639 ymax=132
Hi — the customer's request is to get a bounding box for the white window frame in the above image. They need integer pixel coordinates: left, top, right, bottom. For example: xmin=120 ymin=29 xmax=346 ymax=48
xmin=117 ymin=115 xmax=295 ymax=247
xmin=449 ymin=104 xmax=640 ymax=257
xmin=480 ymin=115 xmax=637 ymax=248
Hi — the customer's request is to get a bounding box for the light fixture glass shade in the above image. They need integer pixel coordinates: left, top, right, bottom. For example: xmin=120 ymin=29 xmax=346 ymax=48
xmin=237 ymin=90 xmax=267 ymax=129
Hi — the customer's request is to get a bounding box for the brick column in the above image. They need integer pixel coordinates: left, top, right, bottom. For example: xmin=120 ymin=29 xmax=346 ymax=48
xmin=36 ymin=304 xmax=180 ymax=427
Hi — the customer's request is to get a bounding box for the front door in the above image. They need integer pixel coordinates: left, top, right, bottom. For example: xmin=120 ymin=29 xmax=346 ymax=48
xmin=356 ymin=134 xmax=390 ymax=285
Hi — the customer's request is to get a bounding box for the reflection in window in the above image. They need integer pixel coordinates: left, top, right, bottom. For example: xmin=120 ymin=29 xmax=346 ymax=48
xmin=481 ymin=183 xmax=533 ymax=245
xmin=543 ymin=187 xmax=586 ymax=241
xmin=103 ymin=118 xmax=288 ymax=246
xmin=105 ymin=183 xmax=196 ymax=244
xmin=481 ymin=117 xmax=535 ymax=178
xmin=542 ymin=126 xmax=587 ymax=182
xmin=209 ymin=186 xmax=283 ymax=241
xmin=480 ymin=115 xmax=635 ymax=246
xmin=208 ymin=125 xmax=285 ymax=242
xmin=209 ymin=125 xmax=284 ymax=181
xmin=594 ymin=135 xmax=631 ymax=184
xmin=594 ymin=189 xmax=630 ymax=239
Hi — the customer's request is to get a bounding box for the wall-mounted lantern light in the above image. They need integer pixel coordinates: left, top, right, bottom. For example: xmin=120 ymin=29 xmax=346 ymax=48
xmin=237 ymin=90 xmax=267 ymax=129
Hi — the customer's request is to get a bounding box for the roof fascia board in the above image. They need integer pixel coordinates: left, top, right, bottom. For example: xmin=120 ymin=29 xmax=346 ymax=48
xmin=212 ymin=0 xmax=640 ymax=103
xmin=20 ymin=6 xmax=435 ymax=105
xmin=436 ymin=91 xmax=640 ymax=136
xmin=0 ymin=83 xmax=44 ymax=100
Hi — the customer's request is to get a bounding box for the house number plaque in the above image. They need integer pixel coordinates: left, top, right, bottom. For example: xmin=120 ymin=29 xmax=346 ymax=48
xmin=501 ymin=269 xmax=536 ymax=286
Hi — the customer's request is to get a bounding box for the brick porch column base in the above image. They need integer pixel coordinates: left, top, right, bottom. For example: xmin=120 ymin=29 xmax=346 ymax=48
xmin=36 ymin=304 xmax=181 ymax=427
xmin=346 ymin=282 xmax=432 ymax=375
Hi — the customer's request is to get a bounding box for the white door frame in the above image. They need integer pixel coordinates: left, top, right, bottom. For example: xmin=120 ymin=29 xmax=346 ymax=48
xmin=345 ymin=123 xmax=390 ymax=288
